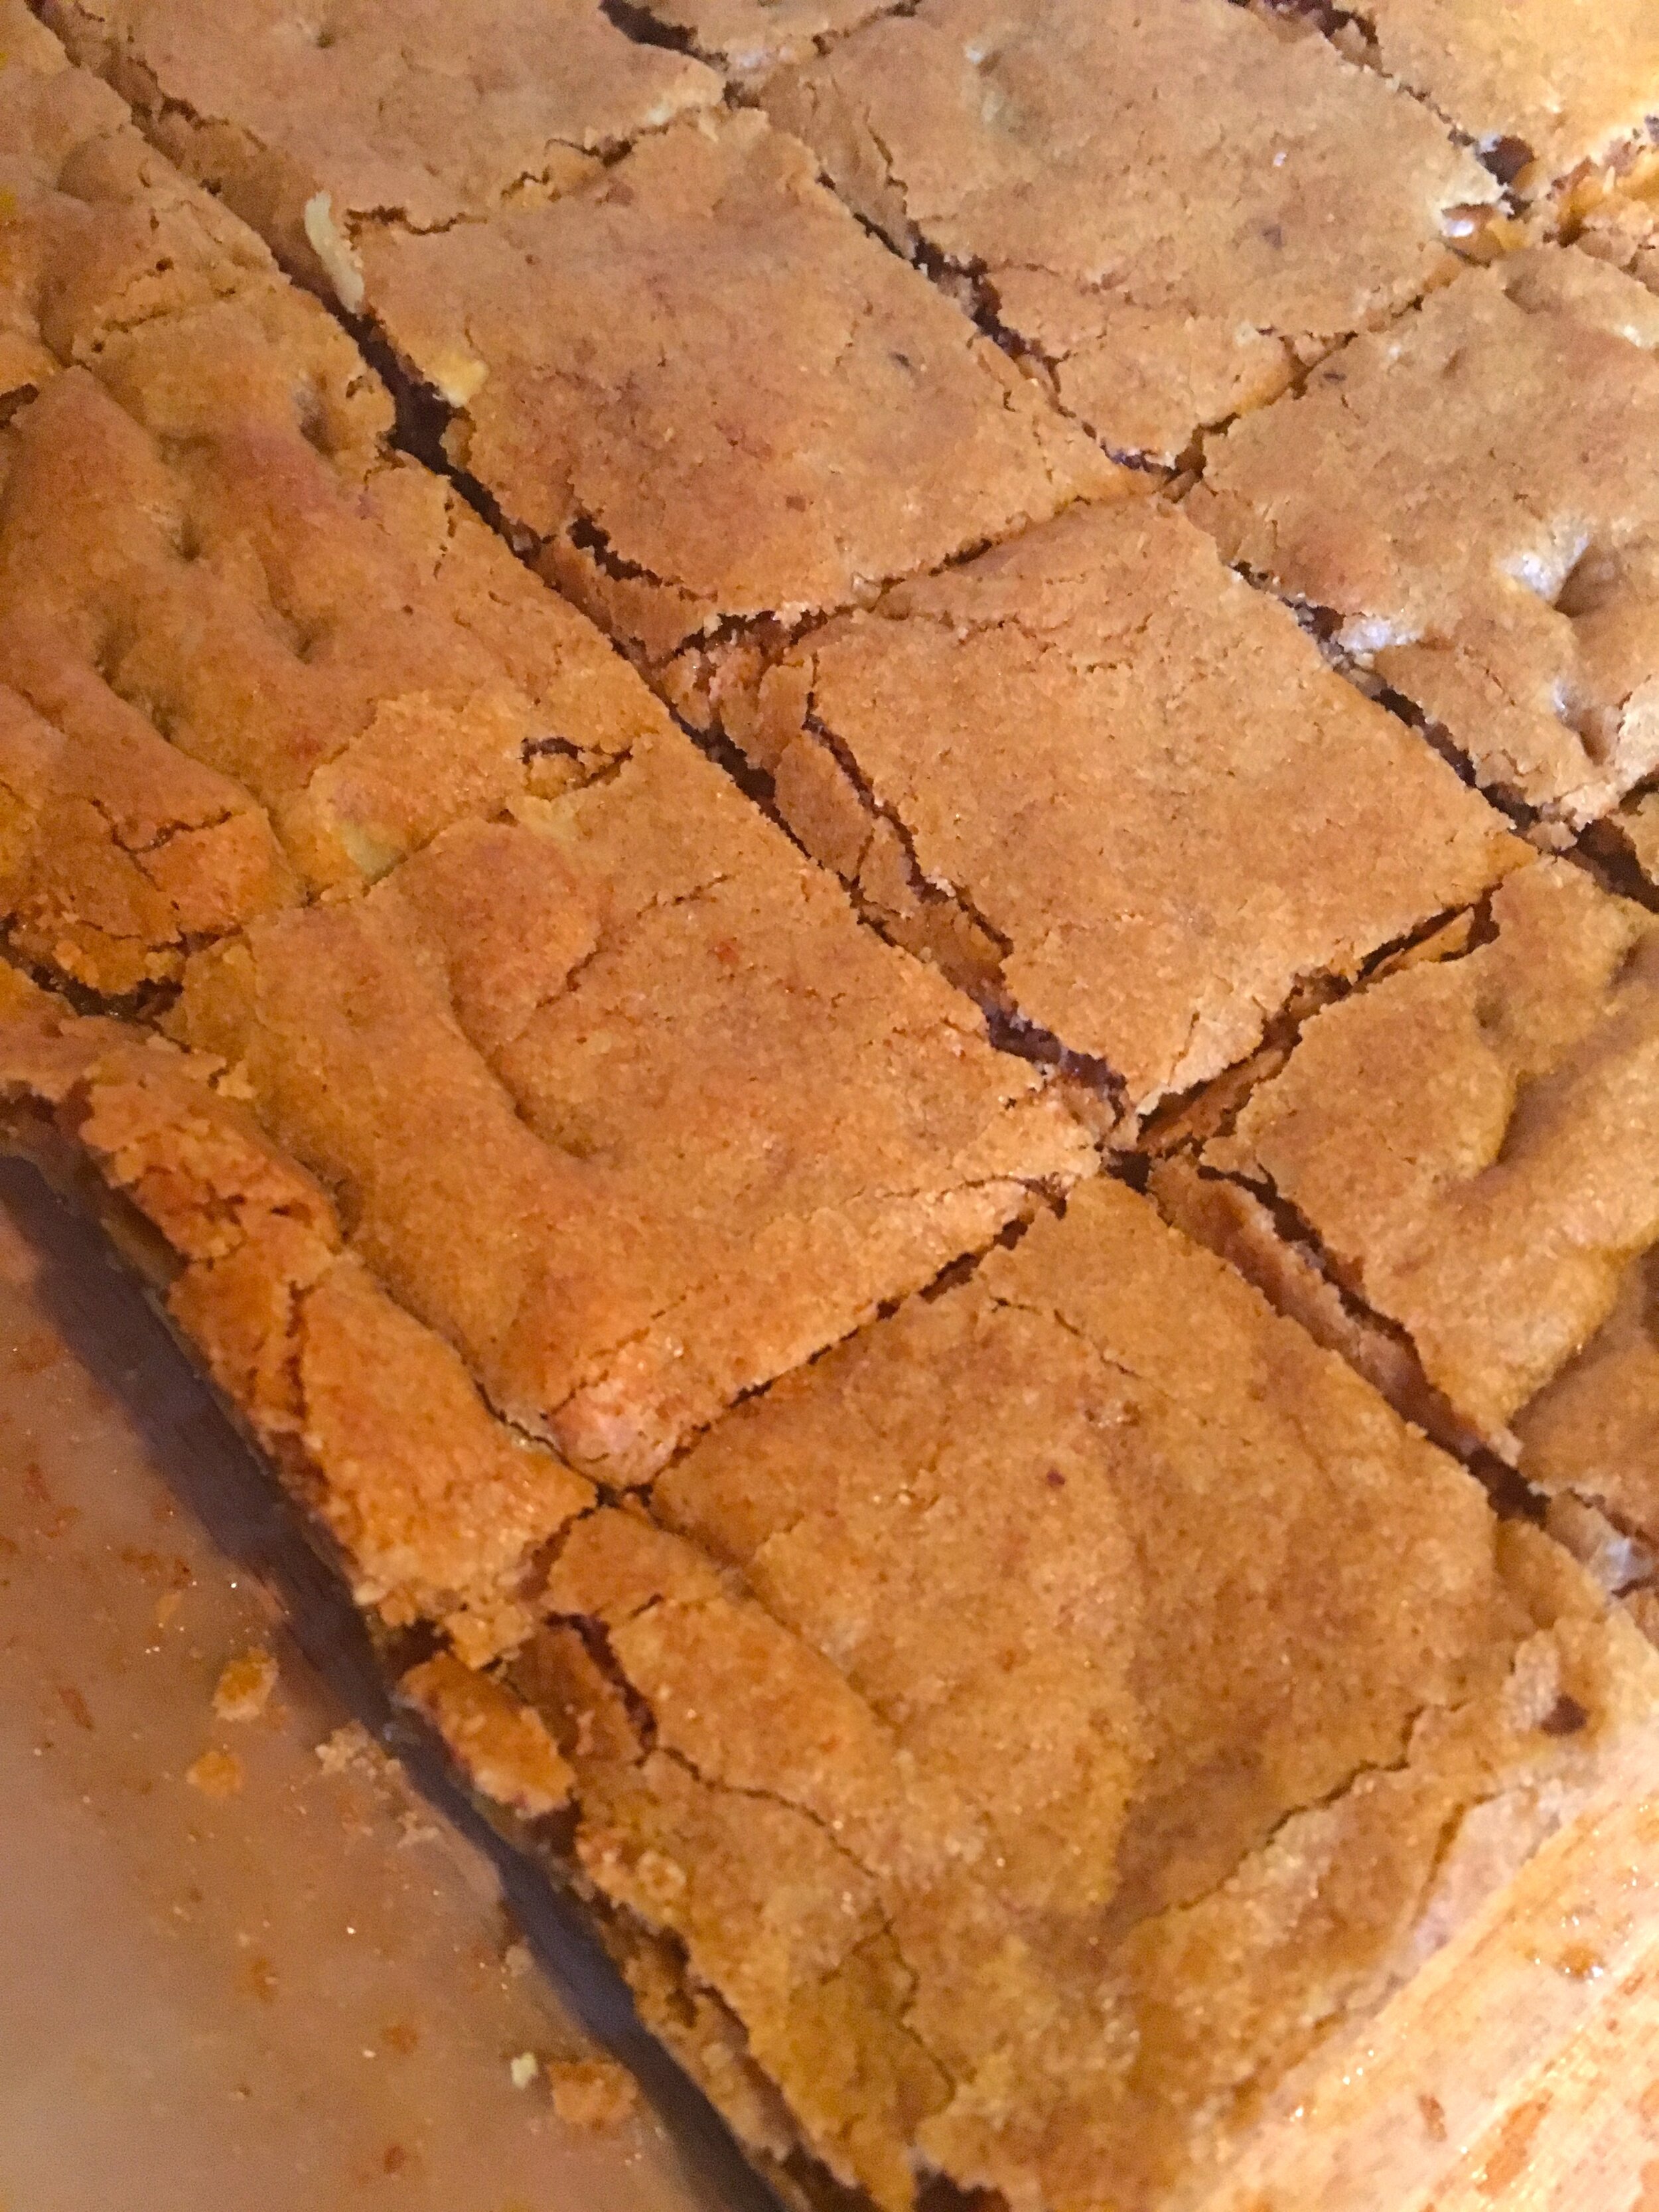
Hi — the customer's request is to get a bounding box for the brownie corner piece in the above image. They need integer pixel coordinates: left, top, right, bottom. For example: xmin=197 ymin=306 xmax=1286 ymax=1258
xmin=1192 ymin=247 xmax=1659 ymax=834
xmin=356 ymin=108 xmax=1120 ymax=725
xmin=762 ymin=0 xmax=1499 ymax=466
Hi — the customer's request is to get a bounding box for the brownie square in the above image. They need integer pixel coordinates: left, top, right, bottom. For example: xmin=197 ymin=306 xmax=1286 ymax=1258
xmin=743 ymin=498 xmax=1524 ymax=1123
xmin=764 ymin=0 xmax=1500 ymax=464
xmin=167 ymin=729 xmax=1092 ymax=1481
xmin=1193 ymin=250 xmax=1659 ymax=834
xmin=39 ymin=0 xmax=720 ymax=307
xmin=358 ymin=110 xmax=1120 ymax=728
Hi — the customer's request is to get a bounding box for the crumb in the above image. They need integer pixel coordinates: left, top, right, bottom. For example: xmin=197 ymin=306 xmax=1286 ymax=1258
xmin=509 ymin=2051 xmax=540 ymax=2090
xmin=314 ymin=1720 xmax=377 ymax=1777
xmin=213 ymin=1646 xmax=278 ymax=1722
xmin=186 ymin=1748 xmax=245 ymax=1799
xmin=547 ymin=2056 xmax=638 ymax=2132
xmin=503 ymin=1939 xmax=533 ymax=1978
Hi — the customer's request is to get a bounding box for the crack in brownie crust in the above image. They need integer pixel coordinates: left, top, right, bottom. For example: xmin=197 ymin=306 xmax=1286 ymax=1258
xmin=456 ymin=1178 xmax=1659 ymax=2211
xmin=167 ymin=729 xmax=1092 ymax=1481
xmin=1177 ymin=859 xmax=1659 ymax=1610
xmin=762 ymin=0 xmax=1499 ymax=466
xmin=353 ymin=110 xmax=1121 ymax=723
xmin=1297 ymin=0 xmax=1659 ymax=198
xmin=1194 ymin=249 xmax=1659 ymax=834
xmin=621 ymin=0 xmax=904 ymax=86
xmin=37 ymin=0 xmax=721 ymax=309
xmin=743 ymin=498 xmax=1526 ymax=1118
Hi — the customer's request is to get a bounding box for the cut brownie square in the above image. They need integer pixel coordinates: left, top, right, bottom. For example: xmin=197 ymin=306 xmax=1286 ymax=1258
xmin=39 ymin=0 xmax=719 ymax=312
xmin=470 ymin=1177 xmax=1659 ymax=2209
xmin=743 ymin=498 xmax=1526 ymax=1122
xmin=624 ymin=0 xmax=902 ymax=85
xmin=356 ymin=110 xmax=1121 ymax=727
xmin=1193 ymin=248 xmax=1659 ymax=834
xmin=166 ymin=728 xmax=1092 ymax=1482
xmin=0 ymin=1000 xmax=593 ymax=1663
xmin=1287 ymin=0 xmax=1659 ymax=203
xmin=763 ymin=0 xmax=1500 ymax=465
xmin=1167 ymin=857 xmax=1659 ymax=1609
xmin=1 ymin=340 xmax=666 ymax=997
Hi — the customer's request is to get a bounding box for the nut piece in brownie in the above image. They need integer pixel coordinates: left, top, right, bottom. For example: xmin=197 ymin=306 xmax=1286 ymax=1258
xmin=481 ymin=1177 xmax=1659 ymax=2208
xmin=745 ymin=498 xmax=1526 ymax=1122
xmin=0 ymin=1000 xmax=593 ymax=1662
xmin=625 ymin=0 xmax=901 ymax=85
xmin=1193 ymin=249 xmax=1659 ymax=834
xmin=38 ymin=0 xmax=719 ymax=312
xmin=1167 ymin=858 xmax=1659 ymax=1613
xmin=0 ymin=331 xmax=668 ymax=997
xmin=357 ymin=110 xmax=1121 ymax=729
xmin=764 ymin=0 xmax=1499 ymax=465
xmin=1291 ymin=0 xmax=1659 ymax=204
xmin=168 ymin=729 xmax=1092 ymax=1482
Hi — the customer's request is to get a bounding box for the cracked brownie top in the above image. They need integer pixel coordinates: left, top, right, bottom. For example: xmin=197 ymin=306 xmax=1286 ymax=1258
xmin=1204 ymin=859 xmax=1659 ymax=1483
xmin=0 ymin=349 xmax=666 ymax=995
xmin=495 ymin=1175 xmax=1659 ymax=2210
xmin=743 ymin=498 xmax=1525 ymax=1116
xmin=626 ymin=0 xmax=902 ymax=84
xmin=38 ymin=0 xmax=720 ymax=309
xmin=763 ymin=0 xmax=1498 ymax=465
xmin=168 ymin=728 xmax=1092 ymax=1483
xmin=1192 ymin=248 xmax=1659 ymax=832
xmin=1331 ymin=0 xmax=1659 ymax=194
xmin=356 ymin=110 xmax=1121 ymax=709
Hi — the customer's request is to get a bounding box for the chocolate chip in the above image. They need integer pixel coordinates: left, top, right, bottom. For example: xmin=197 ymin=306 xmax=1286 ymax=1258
xmin=1540 ymin=1694 xmax=1589 ymax=1737
xmin=1045 ymin=1468 xmax=1066 ymax=1489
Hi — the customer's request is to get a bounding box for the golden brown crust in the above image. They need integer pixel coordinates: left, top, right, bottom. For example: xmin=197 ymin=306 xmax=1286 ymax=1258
xmin=167 ymin=729 xmax=1092 ymax=1482
xmin=39 ymin=0 xmax=719 ymax=309
xmin=1192 ymin=250 xmax=1659 ymax=831
xmin=628 ymin=0 xmax=900 ymax=84
xmin=764 ymin=0 xmax=1496 ymax=463
xmin=442 ymin=1179 xmax=1659 ymax=2212
xmin=356 ymin=111 xmax=1121 ymax=708
xmin=750 ymin=500 xmax=1525 ymax=1114
xmin=0 ymin=1002 xmax=592 ymax=1653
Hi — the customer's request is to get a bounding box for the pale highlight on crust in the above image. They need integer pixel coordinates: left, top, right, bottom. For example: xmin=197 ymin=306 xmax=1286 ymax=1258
xmin=0 ymin=999 xmax=593 ymax=1660
xmin=763 ymin=0 xmax=1499 ymax=465
xmin=393 ymin=1181 xmax=1659 ymax=2212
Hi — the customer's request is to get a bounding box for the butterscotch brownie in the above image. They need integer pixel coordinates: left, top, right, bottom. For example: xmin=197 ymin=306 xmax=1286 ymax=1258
xmin=166 ymin=729 xmax=1091 ymax=1481
xmin=461 ymin=1177 xmax=1656 ymax=2209
xmin=743 ymin=498 xmax=1526 ymax=1120
xmin=763 ymin=0 xmax=1498 ymax=465
xmin=1194 ymin=249 xmax=1659 ymax=834
xmin=1 ymin=340 xmax=667 ymax=996
xmin=0 ymin=1001 xmax=593 ymax=1663
xmin=626 ymin=0 xmax=901 ymax=84
xmin=39 ymin=0 xmax=719 ymax=311
xmin=355 ymin=110 xmax=1120 ymax=727
xmin=1169 ymin=859 xmax=1659 ymax=1600
xmin=1284 ymin=0 xmax=1659 ymax=202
